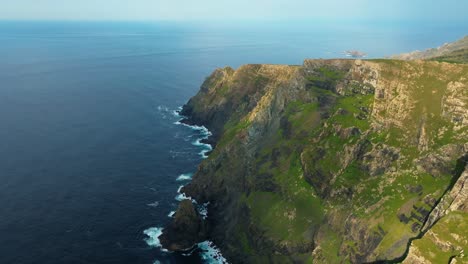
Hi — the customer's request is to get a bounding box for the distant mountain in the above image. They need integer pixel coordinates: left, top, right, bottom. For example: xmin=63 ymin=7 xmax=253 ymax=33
xmin=430 ymin=47 xmax=468 ymax=63
xmin=392 ymin=36 xmax=468 ymax=63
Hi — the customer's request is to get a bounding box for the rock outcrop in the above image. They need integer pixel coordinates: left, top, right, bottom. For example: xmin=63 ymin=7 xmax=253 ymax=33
xmin=403 ymin=157 xmax=467 ymax=264
xmin=159 ymin=199 xmax=206 ymax=251
xmin=161 ymin=58 xmax=468 ymax=263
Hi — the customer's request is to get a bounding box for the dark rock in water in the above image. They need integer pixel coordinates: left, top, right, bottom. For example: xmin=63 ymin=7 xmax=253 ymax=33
xmin=159 ymin=199 xmax=206 ymax=251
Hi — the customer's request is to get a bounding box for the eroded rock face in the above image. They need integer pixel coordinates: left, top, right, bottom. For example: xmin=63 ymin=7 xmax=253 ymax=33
xmin=371 ymin=61 xmax=467 ymax=151
xmin=443 ymin=79 xmax=468 ymax=132
xmin=159 ymin=200 xmax=206 ymax=251
xmin=342 ymin=215 xmax=387 ymax=263
xmin=163 ymin=59 xmax=468 ymax=263
xmin=403 ymin=167 xmax=467 ymax=264
xmin=180 ymin=64 xmax=302 ymax=143
xmin=416 ymin=144 xmax=468 ymax=177
xmin=404 ymin=246 xmax=431 ymax=264
xmin=422 ymin=164 xmax=468 ymax=232
xmin=362 ymin=144 xmax=400 ymax=176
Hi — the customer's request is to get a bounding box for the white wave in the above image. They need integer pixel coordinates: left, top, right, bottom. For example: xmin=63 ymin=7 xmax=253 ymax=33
xmin=171 ymin=109 xmax=181 ymax=117
xmin=198 ymin=241 xmax=229 ymax=263
xmin=176 ymin=173 xmax=193 ymax=181
xmin=158 ymin=105 xmax=182 ymax=120
xmin=147 ymin=201 xmax=160 ymax=208
xmin=175 ymin=185 xmax=192 ymax=201
xmin=175 ymin=192 xmax=190 ymax=201
xmin=197 ymin=202 xmax=210 ymax=219
xmin=173 ymin=107 xmax=213 ymax=159
xmin=176 ymin=122 xmax=212 ymax=137
xmin=200 ymin=148 xmax=212 ymax=159
xmin=191 ymin=134 xmax=213 ymax=159
xmin=192 ymin=138 xmax=213 ymax=148
xmin=143 ymin=227 xmax=167 ymax=251
xmin=146 ymin=106 xmax=224 ymax=263
xmin=157 ymin=105 xmax=170 ymax=112
xmin=177 ymin=185 xmax=184 ymax=193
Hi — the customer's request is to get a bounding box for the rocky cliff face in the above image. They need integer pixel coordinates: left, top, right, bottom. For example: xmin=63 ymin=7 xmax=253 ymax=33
xmin=403 ymin=164 xmax=467 ymax=264
xmin=162 ymin=59 xmax=468 ymax=263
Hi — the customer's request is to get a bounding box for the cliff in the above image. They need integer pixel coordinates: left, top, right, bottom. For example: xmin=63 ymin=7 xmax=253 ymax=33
xmin=162 ymin=59 xmax=468 ymax=263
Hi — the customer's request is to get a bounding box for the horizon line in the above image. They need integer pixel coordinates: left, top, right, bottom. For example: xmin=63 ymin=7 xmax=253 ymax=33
xmin=1 ymin=17 xmax=467 ymax=24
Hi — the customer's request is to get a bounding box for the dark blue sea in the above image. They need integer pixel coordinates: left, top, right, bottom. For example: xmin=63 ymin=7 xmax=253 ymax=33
xmin=0 ymin=20 xmax=466 ymax=264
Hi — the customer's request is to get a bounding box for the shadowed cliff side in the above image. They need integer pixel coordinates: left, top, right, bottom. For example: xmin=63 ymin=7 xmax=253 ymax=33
xmin=161 ymin=58 xmax=468 ymax=263
xmin=159 ymin=200 xmax=207 ymax=252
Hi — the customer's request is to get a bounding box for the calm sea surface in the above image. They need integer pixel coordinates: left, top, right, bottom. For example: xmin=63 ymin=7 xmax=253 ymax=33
xmin=0 ymin=21 xmax=466 ymax=264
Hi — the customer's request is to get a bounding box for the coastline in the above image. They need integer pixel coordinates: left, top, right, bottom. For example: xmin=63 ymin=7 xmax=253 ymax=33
xmin=143 ymin=106 xmax=227 ymax=264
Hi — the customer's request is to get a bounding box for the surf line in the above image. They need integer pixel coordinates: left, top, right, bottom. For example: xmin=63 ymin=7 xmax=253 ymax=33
xmin=144 ymin=106 xmax=228 ymax=264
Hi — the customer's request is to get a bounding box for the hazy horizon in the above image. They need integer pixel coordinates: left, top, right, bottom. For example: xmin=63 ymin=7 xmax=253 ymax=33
xmin=2 ymin=0 xmax=468 ymax=23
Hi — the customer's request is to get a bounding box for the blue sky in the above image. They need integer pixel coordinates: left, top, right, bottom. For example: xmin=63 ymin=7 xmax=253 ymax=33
xmin=1 ymin=0 xmax=467 ymax=22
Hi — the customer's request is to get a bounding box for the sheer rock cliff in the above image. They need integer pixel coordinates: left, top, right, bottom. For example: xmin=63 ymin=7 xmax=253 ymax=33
xmin=161 ymin=58 xmax=467 ymax=263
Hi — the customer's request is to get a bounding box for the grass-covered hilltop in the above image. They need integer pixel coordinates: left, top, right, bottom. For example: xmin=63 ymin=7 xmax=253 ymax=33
xmin=160 ymin=37 xmax=468 ymax=263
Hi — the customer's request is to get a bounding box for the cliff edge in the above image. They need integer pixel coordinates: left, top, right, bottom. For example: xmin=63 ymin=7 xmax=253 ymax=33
xmin=162 ymin=58 xmax=468 ymax=263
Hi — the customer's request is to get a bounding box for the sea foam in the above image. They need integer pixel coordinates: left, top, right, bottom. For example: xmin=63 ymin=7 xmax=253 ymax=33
xmin=173 ymin=109 xmax=213 ymax=159
xmin=197 ymin=202 xmax=209 ymax=219
xmin=173 ymin=108 xmax=228 ymax=262
xmin=175 ymin=185 xmax=192 ymax=201
xmin=198 ymin=241 xmax=229 ymax=264
xmin=147 ymin=201 xmax=160 ymax=208
xmin=176 ymin=173 xmax=193 ymax=181
xmin=143 ymin=227 xmax=167 ymax=251
xmin=146 ymin=107 xmax=228 ymax=263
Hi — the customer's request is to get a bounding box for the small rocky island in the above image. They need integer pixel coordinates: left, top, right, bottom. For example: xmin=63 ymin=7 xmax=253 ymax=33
xmin=344 ymin=50 xmax=367 ymax=58
xmin=161 ymin=37 xmax=468 ymax=263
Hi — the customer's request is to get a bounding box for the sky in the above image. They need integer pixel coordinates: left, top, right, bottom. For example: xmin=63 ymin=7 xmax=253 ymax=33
xmin=1 ymin=0 xmax=467 ymax=22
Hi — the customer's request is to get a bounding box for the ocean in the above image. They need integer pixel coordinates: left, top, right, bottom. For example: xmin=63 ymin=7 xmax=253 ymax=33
xmin=0 ymin=20 xmax=466 ymax=264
